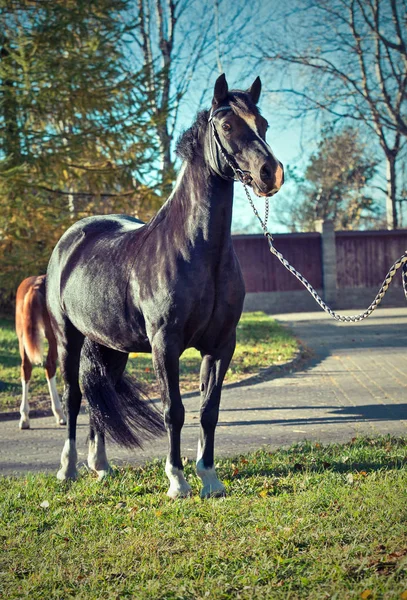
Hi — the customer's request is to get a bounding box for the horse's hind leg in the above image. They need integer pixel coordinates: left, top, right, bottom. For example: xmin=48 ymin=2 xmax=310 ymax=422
xmin=18 ymin=340 xmax=32 ymax=430
xmin=54 ymin=320 xmax=84 ymax=481
xmin=44 ymin=322 xmax=66 ymax=426
xmin=197 ymin=337 xmax=235 ymax=498
xmin=81 ymin=341 xmax=128 ymax=479
xmin=88 ymin=413 xmax=110 ymax=480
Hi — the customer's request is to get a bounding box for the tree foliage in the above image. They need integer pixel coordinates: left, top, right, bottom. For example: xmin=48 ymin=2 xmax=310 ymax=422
xmin=0 ymin=0 xmax=160 ymax=308
xmin=280 ymin=128 xmax=379 ymax=232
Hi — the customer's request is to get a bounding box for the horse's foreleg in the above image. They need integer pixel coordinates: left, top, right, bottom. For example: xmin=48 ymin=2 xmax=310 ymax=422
xmin=55 ymin=323 xmax=84 ymax=481
xmin=197 ymin=338 xmax=235 ymax=498
xmin=19 ymin=342 xmax=32 ymax=430
xmin=44 ymin=333 xmax=66 ymax=426
xmin=152 ymin=333 xmax=191 ymax=499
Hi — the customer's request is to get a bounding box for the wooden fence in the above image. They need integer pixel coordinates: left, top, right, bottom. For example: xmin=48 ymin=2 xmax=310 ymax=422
xmin=232 ymin=225 xmax=407 ymax=313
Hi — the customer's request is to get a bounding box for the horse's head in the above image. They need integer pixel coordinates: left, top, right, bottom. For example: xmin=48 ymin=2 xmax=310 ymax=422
xmin=208 ymin=74 xmax=284 ymax=197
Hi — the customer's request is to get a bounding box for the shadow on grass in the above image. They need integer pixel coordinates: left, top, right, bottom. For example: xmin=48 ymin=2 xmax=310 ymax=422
xmin=228 ymin=436 xmax=407 ymax=481
xmin=0 ymin=380 xmax=19 ymax=393
xmin=0 ymin=353 xmax=20 ymax=368
xmin=234 ymin=458 xmax=407 ymax=481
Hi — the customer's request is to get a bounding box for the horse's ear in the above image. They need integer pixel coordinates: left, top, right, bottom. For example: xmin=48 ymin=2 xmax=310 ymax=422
xmin=213 ymin=73 xmax=229 ymax=105
xmin=247 ymin=76 xmax=261 ymax=104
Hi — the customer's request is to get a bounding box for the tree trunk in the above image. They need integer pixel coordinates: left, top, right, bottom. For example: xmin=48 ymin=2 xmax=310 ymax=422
xmin=157 ymin=123 xmax=174 ymax=196
xmin=385 ymin=154 xmax=398 ymax=229
xmin=1 ymin=42 xmax=21 ymax=166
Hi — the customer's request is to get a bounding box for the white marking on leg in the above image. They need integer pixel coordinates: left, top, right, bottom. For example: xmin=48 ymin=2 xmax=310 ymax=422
xmin=57 ymin=439 xmax=78 ymax=480
xmin=196 ymin=440 xmax=226 ymax=499
xmin=47 ymin=376 xmax=66 ymax=425
xmin=88 ymin=433 xmax=110 ymax=480
xmin=19 ymin=379 xmax=30 ymax=429
xmin=165 ymin=458 xmax=192 ymax=499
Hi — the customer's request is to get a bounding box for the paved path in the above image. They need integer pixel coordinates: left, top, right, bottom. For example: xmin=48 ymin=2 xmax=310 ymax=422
xmin=1 ymin=307 xmax=406 ymax=476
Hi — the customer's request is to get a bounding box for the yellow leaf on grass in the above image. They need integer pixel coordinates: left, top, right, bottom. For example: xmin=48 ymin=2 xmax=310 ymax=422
xmin=400 ymin=592 xmax=407 ymax=600
xmin=259 ymin=489 xmax=268 ymax=498
xmin=361 ymin=590 xmax=372 ymax=599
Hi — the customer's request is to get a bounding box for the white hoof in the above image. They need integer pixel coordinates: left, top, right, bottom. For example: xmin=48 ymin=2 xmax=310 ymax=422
xmin=167 ymin=482 xmax=192 ymax=499
xmin=19 ymin=417 xmax=30 ymax=430
xmin=57 ymin=440 xmax=78 ymax=481
xmin=56 ymin=415 xmax=67 ymax=426
xmin=88 ymin=457 xmax=111 ymax=481
xmin=88 ymin=435 xmax=110 ymax=480
xmin=197 ymin=460 xmax=226 ymax=499
xmin=56 ymin=466 xmax=78 ymax=481
xmin=165 ymin=460 xmax=192 ymax=499
xmin=200 ymin=481 xmax=226 ymax=499
xmin=95 ymin=469 xmax=111 ymax=481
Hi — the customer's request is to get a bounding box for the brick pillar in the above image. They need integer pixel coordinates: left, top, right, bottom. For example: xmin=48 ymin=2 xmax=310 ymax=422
xmin=315 ymin=219 xmax=337 ymax=308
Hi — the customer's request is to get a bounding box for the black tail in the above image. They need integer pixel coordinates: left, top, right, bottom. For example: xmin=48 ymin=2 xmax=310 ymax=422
xmin=80 ymin=340 xmax=165 ymax=448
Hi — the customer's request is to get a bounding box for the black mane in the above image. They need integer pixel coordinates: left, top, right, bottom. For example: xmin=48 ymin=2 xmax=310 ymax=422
xmin=175 ymin=91 xmax=261 ymax=162
xmin=175 ymin=110 xmax=209 ymax=161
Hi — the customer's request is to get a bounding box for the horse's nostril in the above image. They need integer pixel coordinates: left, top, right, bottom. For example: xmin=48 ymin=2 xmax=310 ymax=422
xmin=260 ymin=164 xmax=272 ymax=182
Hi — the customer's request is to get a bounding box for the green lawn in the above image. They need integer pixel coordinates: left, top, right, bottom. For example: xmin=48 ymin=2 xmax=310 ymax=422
xmin=1 ymin=437 xmax=407 ymax=599
xmin=0 ymin=312 xmax=298 ymax=411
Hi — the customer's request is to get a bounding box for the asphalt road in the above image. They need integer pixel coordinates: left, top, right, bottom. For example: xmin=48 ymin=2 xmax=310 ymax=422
xmin=0 ymin=307 xmax=406 ymax=476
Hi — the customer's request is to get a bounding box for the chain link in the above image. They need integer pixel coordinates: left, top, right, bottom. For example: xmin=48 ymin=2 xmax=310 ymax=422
xmin=242 ymin=181 xmax=407 ymax=322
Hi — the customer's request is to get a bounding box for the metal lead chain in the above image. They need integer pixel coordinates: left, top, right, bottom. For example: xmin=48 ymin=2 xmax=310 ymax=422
xmin=242 ymin=181 xmax=407 ymax=322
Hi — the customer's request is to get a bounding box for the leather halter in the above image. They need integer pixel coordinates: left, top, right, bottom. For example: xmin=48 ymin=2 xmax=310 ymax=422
xmin=208 ymin=106 xmax=253 ymax=184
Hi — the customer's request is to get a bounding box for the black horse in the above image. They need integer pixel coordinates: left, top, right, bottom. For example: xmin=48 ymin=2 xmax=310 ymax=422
xmin=46 ymin=74 xmax=284 ymax=498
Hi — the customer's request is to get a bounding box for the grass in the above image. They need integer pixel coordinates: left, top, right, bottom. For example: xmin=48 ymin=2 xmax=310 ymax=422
xmin=0 ymin=312 xmax=298 ymax=412
xmin=1 ymin=436 xmax=407 ymax=599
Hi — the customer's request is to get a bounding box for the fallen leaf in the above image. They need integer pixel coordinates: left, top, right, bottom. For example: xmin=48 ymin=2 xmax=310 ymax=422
xmin=360 ymin=590 xmax=372 ymax=599
xmin=40 ymin=501 xmax=49 ymax=509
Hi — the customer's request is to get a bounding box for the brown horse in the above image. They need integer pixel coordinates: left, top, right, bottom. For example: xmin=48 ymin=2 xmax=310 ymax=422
xmin=15 ymin=275 xmax=66 ymax=429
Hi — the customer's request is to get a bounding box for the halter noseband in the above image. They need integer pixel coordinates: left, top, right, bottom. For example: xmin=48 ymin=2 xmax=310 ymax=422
xmin=208 ymin=106 xmax=253 ymax=184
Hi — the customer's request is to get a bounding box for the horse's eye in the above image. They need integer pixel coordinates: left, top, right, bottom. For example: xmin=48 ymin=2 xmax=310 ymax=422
xmin=222 ymin=123 xmax=231 ymax=132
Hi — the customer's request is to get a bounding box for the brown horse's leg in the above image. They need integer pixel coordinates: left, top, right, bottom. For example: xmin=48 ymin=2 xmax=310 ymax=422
xmin=197 ymin=336 xmax=236 ymax=498
xmin=44 ymin=321 xmax=66 ymax=426
xmin=19 ymin=339 xmax=32 ymax=430
xmin=151 ymin=331 xmax=191 ymax=499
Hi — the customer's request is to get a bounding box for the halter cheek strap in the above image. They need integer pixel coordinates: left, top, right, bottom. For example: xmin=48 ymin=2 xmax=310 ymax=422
xmin=208 ymin=106 xmax=253 ymax=184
